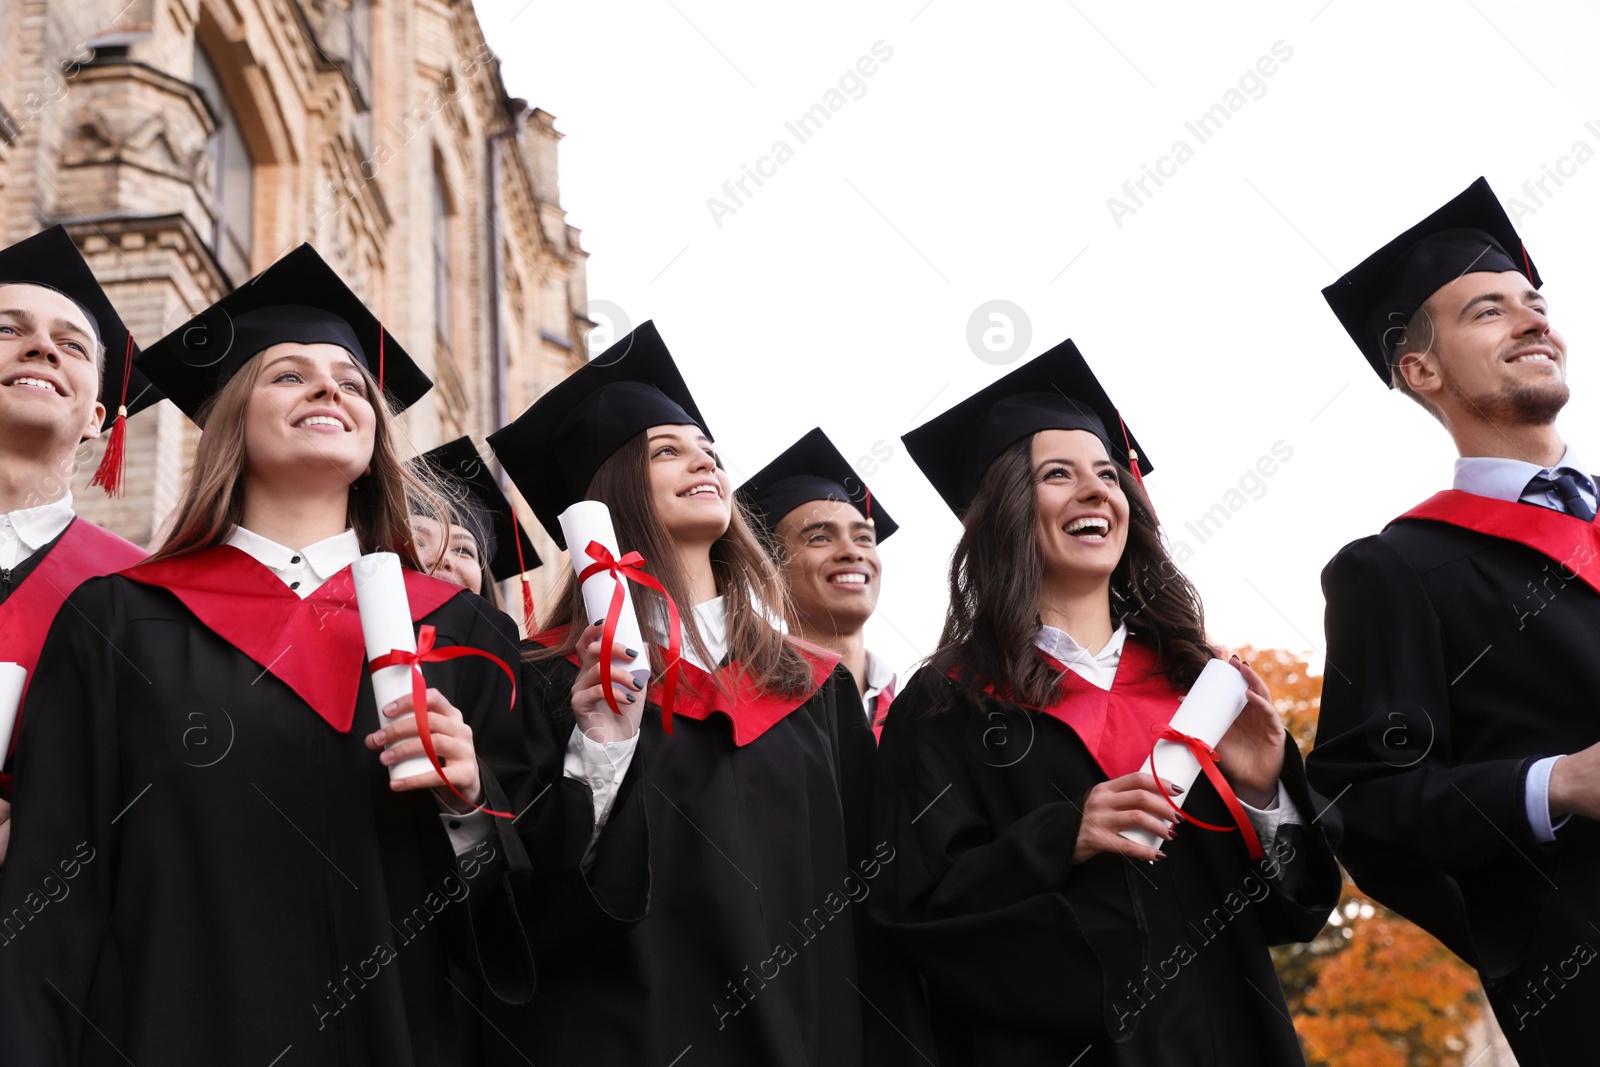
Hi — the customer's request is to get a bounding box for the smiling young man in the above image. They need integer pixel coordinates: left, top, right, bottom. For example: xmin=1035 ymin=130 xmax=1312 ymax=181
xmin=0 ymin=226 xmax=159 ymax=864
xmin=1310 ymin=178 xmax=1600 ymax=1062
xmin=737 ymin=427 xmax=900 ymax=733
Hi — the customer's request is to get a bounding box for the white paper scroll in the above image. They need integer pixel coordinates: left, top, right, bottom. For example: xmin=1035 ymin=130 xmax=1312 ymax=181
xmin=0 ymin=662 xmax=25 ymax=766
xmin=352 ymin=552 xmax=434 ymax=781
xmin=1120 ymin=657 xmax=1249 ymax=853
xmin=558 ymin=500 xmax=652 ymax=687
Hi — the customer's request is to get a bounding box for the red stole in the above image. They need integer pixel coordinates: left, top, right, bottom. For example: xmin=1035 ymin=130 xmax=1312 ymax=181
xmin=121 ymin=546 xmax=463 ymax=732
xmin=1027 ymin=639 xmax=1184 ymax=779
xmin=1396 ymin=490 xmax=1600 ymax=595
xmin=531 ymin=623 xmax=839 ymax=746
xmin=871 ymin=682 xmax=895 ymax=742
xmin=1 ymin=518 xmax=146 ymax=787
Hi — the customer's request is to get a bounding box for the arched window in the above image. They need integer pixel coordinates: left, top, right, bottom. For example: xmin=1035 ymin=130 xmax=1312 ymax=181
xmin=192 ymin=44 xmax=254 ymax=283
xmin=432 ymin=160 xmax=452 ymax=350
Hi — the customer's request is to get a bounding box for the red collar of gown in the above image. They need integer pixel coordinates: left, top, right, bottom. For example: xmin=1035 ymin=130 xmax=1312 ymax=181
xmin=121 ymin=545 xmax=464 ymax=731
xmin=531 ymin=623 xmax=839 ymax=746
xmin=965 ymin=638 xmax=1184 ymax=779
xmin=1394 ymin=489 xmax=1600 ymax=596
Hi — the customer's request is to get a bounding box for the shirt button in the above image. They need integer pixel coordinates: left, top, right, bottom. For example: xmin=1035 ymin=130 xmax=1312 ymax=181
xmin=290 ymin=581 xmax=301 ymax=590
xmin=290 ymin=555 xmax=301 ymax=564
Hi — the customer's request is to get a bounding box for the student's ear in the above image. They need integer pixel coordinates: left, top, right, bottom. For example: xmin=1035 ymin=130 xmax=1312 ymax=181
xmin=1397 ymin=351 xmax=1442 ymax=399
xmin=81 ymin=401 xmax=107 ymax=443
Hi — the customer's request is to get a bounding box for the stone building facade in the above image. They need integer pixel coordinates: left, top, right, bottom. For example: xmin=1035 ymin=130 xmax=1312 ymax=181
xmin=0 ymin=0 xmax=588 ymax=615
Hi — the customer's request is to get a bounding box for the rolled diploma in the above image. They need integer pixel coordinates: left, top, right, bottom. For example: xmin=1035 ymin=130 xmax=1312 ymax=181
xmin=352 ymin=552 xmax=434 ymax=781
xmin=0 ymin=662 xmax=25 ymax=765
xmin=1120 ymin=658 xmax=1249 ymax=853
xmin=559 ymin=500 xmax=652 ymax=687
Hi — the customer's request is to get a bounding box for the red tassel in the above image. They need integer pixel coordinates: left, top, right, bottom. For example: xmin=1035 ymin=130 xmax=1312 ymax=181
xmin=863 ymin=486 xmax=873 ymax=526
xmin=89 ymin=335 xmax=136 ymax=497
xmin=511 ymin=508 xmax=536 ymax=634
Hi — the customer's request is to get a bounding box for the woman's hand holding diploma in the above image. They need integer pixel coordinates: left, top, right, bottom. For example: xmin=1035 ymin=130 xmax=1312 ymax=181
xmin=365 ymin=688 xmax=484 ymax=812
xmin=1074 ymin=773 xmax=1184 ymax=864
xmin=1214 ymin=655 xmax=1285 ymax=809
xmin=571 ymin=622 xmax=647 ymax=744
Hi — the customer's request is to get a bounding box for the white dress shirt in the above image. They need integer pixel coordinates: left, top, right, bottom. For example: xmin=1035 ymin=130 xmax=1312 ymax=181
xmin=0 ymin=491 xmax=75 ymax=570
xmin=226 ymin=525 xmax=489 ymax=855
xmin=565 ymin=596 xmax=733 ymax=848
xmin=863 ymin=648 xmax=897 ymax=722
xmin=1035 ymin=623 xmax=1301 ymax=853
xmin=1452 ymin=447 xmax=1595 ymax=844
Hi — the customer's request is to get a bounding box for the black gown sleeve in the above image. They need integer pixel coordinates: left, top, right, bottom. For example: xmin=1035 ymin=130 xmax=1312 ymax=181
xmin=0 ymin=578 xmax=124 ymax=1063
xmin=1310 ymin=536 xmax=1536 ymax=874
xmin=870 ymin=668 xmax=1111 ymax=1036
xmin=515 ymin=650 xmax=650 ymax=954
xmin=435 ymin=597 xmax=539 ymax=1006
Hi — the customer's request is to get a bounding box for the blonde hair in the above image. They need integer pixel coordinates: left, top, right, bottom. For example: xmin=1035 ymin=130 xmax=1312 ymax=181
xmin=149 ymin=349 xmax=458 ymax=567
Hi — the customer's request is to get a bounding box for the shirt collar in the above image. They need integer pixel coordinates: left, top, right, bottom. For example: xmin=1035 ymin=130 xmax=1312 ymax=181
xmin=3 ymin=490 xmax=75 ymax=555
xmin=646 ymin=595 xmax=729 ymax=671
xmin=225 ymin=526 xmax=363 ymax=589
xmin=1033 ymin=621 xmax=1128 ymax=668
xmin=863 ymin=648 xmax=897 ymax=695
xmin=1453 ymin=445 xmax=1593 ymax=502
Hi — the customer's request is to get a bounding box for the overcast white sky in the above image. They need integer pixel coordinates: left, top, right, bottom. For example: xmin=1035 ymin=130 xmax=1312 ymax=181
xmin=481 ymin=0 xmax=1600 ymax=681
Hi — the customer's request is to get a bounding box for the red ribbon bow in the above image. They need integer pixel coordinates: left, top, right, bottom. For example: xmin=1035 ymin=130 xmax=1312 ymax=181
xmin=370 ymin=624 xmax=518 ymax=818
xmin=1146 ymin=724 xmax=1265 ymax=859
xmin=576 ymin=541 xmax=683 ymax=735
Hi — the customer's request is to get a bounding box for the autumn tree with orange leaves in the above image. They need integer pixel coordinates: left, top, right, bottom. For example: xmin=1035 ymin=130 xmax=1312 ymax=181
xmin=1232 ymin=647 xmax=1485 ymax=1067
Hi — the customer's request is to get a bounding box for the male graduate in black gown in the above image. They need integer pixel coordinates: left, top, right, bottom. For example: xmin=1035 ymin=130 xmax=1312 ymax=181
xmin=1310 ymin=177 xmax=1600 ymax=1063
xmin=0 ymin=226 xmax=160 ymax=863
xmin=737 ymin=427 xmax=901 ymax=736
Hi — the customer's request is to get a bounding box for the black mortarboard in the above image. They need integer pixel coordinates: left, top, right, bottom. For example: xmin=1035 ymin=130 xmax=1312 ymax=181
xmin=903 ymin=337 xmax=1151 ymax=517
xmin=135 ymin=244 xmax=431 ymax=422
xmin=487 ymin=320 xmax=710 ymax=547
xmin=410 ymin=436 xmax=541 ymax=581
xmin=1323 ymin=177 xmax=1539 ymax=385
xmin=736 ymin=427 xmax=899 ymax=543
xmin=0 ymin=224 xmax=162 ymax=431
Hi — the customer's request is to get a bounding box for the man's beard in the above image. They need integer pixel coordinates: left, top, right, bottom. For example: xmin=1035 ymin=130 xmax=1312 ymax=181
xmin=1446 ymin=366 xmax=1570 ymax=427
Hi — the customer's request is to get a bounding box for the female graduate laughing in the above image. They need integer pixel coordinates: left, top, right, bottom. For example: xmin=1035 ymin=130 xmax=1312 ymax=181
xmin=0 ymin=246 xmax=534 ymax=1066
xmin=483 ymin=321 xmax=928 ymax=1067
xmin=876 ymin=338 xmax=1342 ymax=1066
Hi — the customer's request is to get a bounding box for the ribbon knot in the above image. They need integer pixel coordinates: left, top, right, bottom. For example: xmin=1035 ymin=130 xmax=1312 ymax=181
xmin=371 ymin=624 xmax=518 ymax=817
xmin=576 ymin=541 xmax=683 ymax=735
xmin=1146 ymin=723 xmax=1264 ymax=859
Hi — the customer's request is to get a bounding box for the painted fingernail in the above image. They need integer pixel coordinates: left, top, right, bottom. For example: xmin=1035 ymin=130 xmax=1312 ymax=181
xmin=626 ymin=692 xmax=637 ymax=704
xmin=624 ymin=647 xmax=639 ymax=658
xmin=631 ymin=677 xmax=645 ymax=690
xmin=1153 ymin=852 xmax=1168 ymax=861
xmin=593 ymin=618 xmax=604 ymax=627
xmin=1171 ymin=783 xmax=1184 ymax=794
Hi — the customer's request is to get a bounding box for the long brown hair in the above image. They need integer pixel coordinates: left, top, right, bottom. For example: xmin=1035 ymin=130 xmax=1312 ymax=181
xmin=534 ymin=431 xmax=815 ymax=699
xmin=148 ymin=349 xmax=455 ymax=568
xmin=930 ymin=435 xmax=1211 ymax=710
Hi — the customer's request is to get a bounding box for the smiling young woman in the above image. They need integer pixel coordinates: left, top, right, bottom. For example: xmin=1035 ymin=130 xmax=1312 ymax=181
xmin=874 ymin=338 xmax=1341 ymax=1067
xmin=484 ymin=321 xmax=928 ymax=1067
xmin=0 ymin=246 xmax=536 ymax=1066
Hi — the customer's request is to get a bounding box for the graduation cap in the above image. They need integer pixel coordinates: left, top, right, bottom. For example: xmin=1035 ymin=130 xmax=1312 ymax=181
xmin=1323 ymin=177 xmax=1539 ymax=385
xmin=903 ymin=337 xmax=1151 ymax=517
xmin=135 ymin=244 xmax=432 ymax=423
xmin=487 ymin=320 xmax=711 ymax=547
xmin=409 ymin=436 xmax=541 ymax=582
xmin=736 ymin=427 xmax=899 ymax=544
xmin=0 ymin=225 xmax=165 ymax=494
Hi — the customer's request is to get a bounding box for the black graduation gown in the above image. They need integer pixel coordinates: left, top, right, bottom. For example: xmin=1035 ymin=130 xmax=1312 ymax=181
xmin=873 ymin=656 xmax=1341 ymax=1067
xmin=481 ymin=641 xmax=933 ymax=1067
xmin=0 ymin=568 xmax=535 ymax=1066
xmin=1309 ymin=499 xmax=1600 ymax=1066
